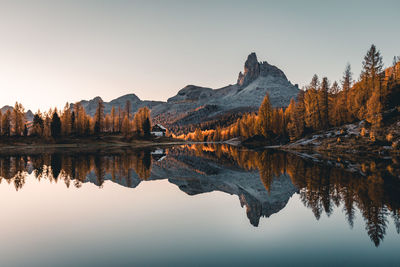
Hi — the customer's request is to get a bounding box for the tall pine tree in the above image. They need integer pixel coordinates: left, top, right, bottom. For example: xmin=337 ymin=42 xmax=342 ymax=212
xmin=319 ymin=77 xmax=330 ymax=129
xmin=94 ymin=99 xmax=104 ymax=134
xmin=257 ymin=93 xmax=273 ymax=138
xmin=51 ymin=111 xmax=62 ymax=138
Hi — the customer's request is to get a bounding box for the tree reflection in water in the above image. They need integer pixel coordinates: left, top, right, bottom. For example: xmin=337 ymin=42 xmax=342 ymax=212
xmin=170 ymin=144 xmax=400 ymax=247
xmin=0 ymin=144 xmax=399 ymax=246
xmin=0 ymin=149 xmax=153 ymax=190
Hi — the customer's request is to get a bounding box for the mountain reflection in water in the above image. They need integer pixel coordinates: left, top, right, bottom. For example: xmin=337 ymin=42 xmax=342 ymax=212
xmin=0 ymin=144 xmax=399 ymax=247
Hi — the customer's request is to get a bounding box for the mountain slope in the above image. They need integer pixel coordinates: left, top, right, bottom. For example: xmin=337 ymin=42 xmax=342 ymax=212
xmin=151 ymin=53 xmax=299 ymax=128
xmin=72 ymin=52 xmax=299 ymax=129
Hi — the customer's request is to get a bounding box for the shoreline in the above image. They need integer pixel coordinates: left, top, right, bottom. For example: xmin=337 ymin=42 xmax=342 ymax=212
xmin=0 ymin=136 xmax=190 ymax=154
xmin=0 ymin=135 xmax=398 ymax=160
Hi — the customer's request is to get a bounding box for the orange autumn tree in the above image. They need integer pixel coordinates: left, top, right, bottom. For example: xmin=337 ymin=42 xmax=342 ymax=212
xmin=179 ymin=44 xmax=399 ymax=144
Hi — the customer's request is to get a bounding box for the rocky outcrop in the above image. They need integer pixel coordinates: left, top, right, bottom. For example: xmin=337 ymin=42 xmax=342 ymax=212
xmin=237 ymin=52 xmax=260 ymax=87
xmin=259 ymin=60 xmax=288 ymax=80
xmin=237 ymin=52 xmax=289 ymax=88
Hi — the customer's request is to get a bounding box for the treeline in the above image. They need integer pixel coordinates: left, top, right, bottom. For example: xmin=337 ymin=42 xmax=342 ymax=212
xmin=165 ymin=110 xmax=252 ymax=136
xmin=180 ymin=45 xmax=400 ymax=142
xmin=0 ymin=100 xmax=152 ymax=139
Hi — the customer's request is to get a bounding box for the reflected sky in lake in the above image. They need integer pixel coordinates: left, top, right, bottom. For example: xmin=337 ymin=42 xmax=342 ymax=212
xmin=0 ymin=144 xmax=399 ymax=266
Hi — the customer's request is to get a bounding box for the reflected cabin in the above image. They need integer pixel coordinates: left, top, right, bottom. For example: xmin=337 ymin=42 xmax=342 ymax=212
xmin=151 ymin=124 xmax=167 ymax=137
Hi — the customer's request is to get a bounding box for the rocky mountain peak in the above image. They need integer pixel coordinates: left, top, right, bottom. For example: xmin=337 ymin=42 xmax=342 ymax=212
xmin=259 ymin=61 xmax=288 ymax=80
xmin=92 ymin=96 xmax=103 ymax=102
xmin=112 ymin=93 xmax=141 ymax=104
xmin=237 ymin=53 xmax=289 ymax=88
xmin=237 ymin=52 xmax=260 ymax=87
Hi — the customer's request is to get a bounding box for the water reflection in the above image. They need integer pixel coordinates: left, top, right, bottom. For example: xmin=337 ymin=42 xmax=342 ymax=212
xmin=0 ymin=144 xmax=399 ymax=247
xmin=0 ymin=149 xmax=154 ymax=190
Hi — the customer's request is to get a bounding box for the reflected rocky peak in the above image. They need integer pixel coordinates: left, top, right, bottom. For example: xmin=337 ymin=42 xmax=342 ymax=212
xmin=0 ymin=144 xmax=399 ymax=246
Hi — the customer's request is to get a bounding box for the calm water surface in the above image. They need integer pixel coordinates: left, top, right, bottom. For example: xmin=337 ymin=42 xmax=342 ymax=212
xmin=0 ymin=144 xmax=399 ymax=266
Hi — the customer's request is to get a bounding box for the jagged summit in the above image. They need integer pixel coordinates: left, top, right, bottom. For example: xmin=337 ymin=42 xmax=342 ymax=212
xmin=237 ymin=52 xmax=260 ymax=87
xmin=237 ymin=52 xmax=288 ymax=88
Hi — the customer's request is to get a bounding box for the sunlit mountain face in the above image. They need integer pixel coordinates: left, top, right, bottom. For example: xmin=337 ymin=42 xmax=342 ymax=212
xmin=1 ymin=144 xmax=399 ymax=250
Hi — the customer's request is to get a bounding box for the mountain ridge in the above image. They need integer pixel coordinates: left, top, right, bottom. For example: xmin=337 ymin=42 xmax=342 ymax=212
xmin=150 ymin=52 xmax=299 ymax=129
xmin=2 ymin=52 xmax=299 ymax=128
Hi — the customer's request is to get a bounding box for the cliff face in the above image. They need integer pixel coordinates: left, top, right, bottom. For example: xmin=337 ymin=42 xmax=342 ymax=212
xmin=237 ymin=52 xmax=289 ymax=88
xmin=237 ymin=52 xmax=260 ymax=87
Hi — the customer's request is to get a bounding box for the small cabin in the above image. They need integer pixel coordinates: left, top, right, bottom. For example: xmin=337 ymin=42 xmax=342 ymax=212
xmin=151 ymin=124 xmax=167 ymax=137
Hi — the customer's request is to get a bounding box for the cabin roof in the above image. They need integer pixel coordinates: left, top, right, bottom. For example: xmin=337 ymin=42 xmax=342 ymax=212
xmin=152 ymin=124 xmax=166 ymax=131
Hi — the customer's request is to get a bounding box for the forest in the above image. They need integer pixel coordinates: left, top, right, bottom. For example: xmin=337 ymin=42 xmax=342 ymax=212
xmin=0 ymin=99 xmax=152 ymax=140
xmin=178 ymin=45 xmax=400 ymax=147
xmin=0 ymin=150 xmax=153 ymax=189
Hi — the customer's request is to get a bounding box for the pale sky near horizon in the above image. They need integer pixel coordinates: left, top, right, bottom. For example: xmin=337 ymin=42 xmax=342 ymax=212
xmin=0 ymin=0 xmax=399 ymax=111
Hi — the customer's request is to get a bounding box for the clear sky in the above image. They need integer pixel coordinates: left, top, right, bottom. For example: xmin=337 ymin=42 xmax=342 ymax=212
xmin=0 ymin=0 xmax=399 ymax=111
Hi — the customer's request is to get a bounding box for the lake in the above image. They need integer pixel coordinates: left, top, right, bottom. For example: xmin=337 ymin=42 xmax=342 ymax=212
xmin=0 ymin=144 xmax=399 ymax=266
